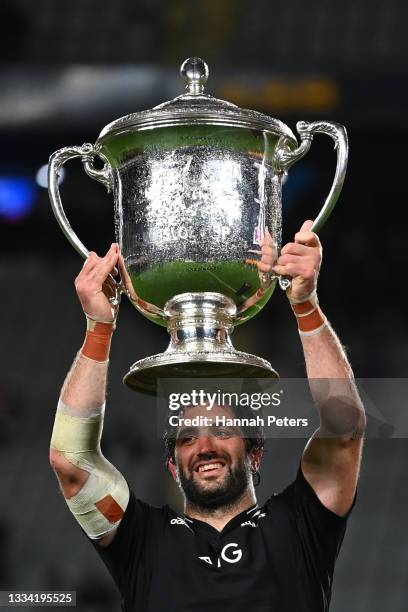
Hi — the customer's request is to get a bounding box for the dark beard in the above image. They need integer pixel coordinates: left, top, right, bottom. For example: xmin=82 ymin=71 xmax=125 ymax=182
xmin=178 ymin=456 xmax=251 ymax=512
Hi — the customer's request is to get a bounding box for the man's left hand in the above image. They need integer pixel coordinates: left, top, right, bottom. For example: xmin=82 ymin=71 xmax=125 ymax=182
xmin=273 ymin=220 xmax=322 ymax=303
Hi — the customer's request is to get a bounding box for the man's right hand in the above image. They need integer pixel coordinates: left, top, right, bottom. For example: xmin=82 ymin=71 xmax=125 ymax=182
xmin=75 ymin=243 xmax=120 ymax=322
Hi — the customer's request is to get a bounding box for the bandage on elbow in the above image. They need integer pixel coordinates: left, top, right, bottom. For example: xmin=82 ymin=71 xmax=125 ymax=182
xmin=50 ymin=400 xmax=129 ymax=540
xmin=81 ymin=319 xmax=115 ymax=362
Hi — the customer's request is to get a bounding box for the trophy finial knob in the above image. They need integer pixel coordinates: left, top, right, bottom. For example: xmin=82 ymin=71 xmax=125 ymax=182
xmin=180 ymin=57 xmax=209 ymax=94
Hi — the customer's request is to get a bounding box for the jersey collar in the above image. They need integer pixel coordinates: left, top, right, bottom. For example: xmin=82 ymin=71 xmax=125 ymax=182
xmin=185 ymin=503 xmax=259 ymax=536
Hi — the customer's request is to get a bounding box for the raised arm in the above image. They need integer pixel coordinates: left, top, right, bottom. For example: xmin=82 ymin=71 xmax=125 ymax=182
xmin=273 ymin=221 xmax=366 ymax=517
xmin=49 ymin=244 xmax=129 ymax=547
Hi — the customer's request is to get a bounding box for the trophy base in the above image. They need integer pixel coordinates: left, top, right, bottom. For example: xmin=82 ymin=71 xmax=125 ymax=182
xmin=123 ymin=349 xmax=278 ymax=394
xmin=123 ymin=292 xmax=278 ymax=394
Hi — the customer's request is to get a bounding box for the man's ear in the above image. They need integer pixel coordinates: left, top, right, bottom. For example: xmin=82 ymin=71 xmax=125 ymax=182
xmin=167 ymin=457 xmax=179 ymax=482
xmin=250 ymin=448 xmax=263 ymax=473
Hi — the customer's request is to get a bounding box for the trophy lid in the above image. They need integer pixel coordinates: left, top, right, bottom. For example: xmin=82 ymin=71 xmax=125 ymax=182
xmin=98 ymin=57 xmax=297 ymax=143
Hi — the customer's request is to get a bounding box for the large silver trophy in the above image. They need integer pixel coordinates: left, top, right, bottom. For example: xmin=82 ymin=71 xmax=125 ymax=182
xmin=48 ymin=58 xmax=348 ymax=393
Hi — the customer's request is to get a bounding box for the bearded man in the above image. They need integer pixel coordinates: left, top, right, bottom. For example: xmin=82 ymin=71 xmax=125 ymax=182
xmin=50 ymin=221 xmax=365 ymax=612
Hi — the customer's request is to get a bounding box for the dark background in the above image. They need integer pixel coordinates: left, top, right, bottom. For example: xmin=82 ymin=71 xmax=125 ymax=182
xmin=1 ymin=1 xmax=407 ymax=610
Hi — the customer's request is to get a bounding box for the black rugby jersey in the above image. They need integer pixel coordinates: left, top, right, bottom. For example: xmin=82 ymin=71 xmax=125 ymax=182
xmin=89 ymin=467 xmax=353 ymax=612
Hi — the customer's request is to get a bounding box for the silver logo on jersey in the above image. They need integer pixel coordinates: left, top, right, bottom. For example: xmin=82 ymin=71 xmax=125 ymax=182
xmin=199 ymin=543 xmax=243 ymax=568
xmin=241 ymin=511 xmax=266 ymax=528
xmin=170 ymin=517 xmax=191 ymax=529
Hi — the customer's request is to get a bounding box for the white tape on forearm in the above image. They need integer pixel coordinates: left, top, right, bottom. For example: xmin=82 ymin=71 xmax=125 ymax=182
xmin=51 ymin=412 xmax=103 ymax=452
xmin=51 ymin=400 xmax=129 ymax=539
xmin=57 ymin=399 xmax=105 ymax=419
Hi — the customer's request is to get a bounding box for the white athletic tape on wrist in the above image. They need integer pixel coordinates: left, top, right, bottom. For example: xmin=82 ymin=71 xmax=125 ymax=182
xmin=85 ymin=312 xmax=117 ymax=327
xmin=79 ymin=352 xmax=110 ymax=366
xmin=288 ymin=288 xmax=318 ymax=305
xmin=51 ymin=400 xmax=129 ymax=539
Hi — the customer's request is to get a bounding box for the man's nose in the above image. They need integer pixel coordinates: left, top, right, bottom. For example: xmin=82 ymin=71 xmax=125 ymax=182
xmin=196 ymin=434 xmax=217 ymax=455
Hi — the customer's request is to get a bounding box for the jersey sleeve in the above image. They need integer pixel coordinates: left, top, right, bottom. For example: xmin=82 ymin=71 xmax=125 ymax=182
xmin=288 ymin=465 xmax=355 ymax=591
xmin=87 ymin=487 xmax=165 ymax=607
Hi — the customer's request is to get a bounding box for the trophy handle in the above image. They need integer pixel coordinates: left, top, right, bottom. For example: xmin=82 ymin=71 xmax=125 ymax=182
xmin=273 ymin=121 xmax=348 ymax=289
xmin=276 ymin=121 xmax=348 ymax=232
xmin=48 ymin=143 xmax=123 ymax=305
xmin=48 ymin=143 xmax=113 ymax=258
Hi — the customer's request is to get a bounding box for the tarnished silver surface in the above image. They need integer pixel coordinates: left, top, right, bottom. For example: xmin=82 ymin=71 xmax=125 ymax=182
xmin=48 ymin=57 xmax=349 ymax=393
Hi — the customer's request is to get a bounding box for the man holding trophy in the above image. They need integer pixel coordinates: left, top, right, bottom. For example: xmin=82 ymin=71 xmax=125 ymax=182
xmin=48 ymin=58 xmax=364 ymax=610
xmin=49 ymin=219 xmax=365 ymax=611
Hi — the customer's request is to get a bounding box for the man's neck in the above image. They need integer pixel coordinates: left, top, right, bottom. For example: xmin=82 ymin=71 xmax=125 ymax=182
xmin=185 ymin=489 xmax=257 ymax=532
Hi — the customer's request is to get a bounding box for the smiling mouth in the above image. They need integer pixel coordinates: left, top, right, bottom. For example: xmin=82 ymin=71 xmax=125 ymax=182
xmin=196 ymin=462 xmax=225 ymax=474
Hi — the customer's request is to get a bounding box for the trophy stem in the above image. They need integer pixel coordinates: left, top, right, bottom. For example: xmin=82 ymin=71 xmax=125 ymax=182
xmin=165 ymin=292 xmax=236 ymax=354
xmin=123 ymin=292 xmax=278 ymax=394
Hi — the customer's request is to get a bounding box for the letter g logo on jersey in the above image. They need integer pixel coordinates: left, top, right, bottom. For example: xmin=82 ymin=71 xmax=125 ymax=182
xmin=221 ymin=543 xmax=242 ymax=564
xmin=199 ymin=542 xmax=243 ymax=567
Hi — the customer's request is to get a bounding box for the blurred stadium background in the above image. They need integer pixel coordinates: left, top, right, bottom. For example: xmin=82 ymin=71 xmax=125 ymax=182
xmin=0 ymin=1 xmax=407 ymax=610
